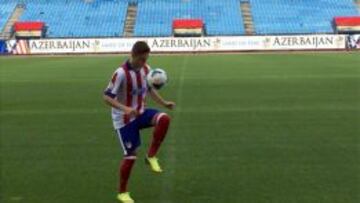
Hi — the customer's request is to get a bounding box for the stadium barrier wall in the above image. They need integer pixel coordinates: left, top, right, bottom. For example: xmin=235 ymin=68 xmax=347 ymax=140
xmin=0 ymin=40 xmax=8 ymax=54
xmin=347 ymin=35 xmax=360 ymax=49
xmin=1 ymin=34 xmax=351 ymax=55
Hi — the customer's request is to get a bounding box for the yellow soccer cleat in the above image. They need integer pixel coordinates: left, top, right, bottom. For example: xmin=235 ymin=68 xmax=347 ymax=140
xmin=117 ymin=192 xmax=134 ymax=203
xmin=145 ymin=156 xmax=163 ymax=173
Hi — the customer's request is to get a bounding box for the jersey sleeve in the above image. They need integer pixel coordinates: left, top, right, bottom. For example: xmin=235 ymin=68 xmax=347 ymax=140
xmin=104 ymin=69 xmax=125 ymax=98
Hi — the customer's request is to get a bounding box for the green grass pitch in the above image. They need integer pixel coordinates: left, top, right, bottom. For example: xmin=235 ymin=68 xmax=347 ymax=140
xmin=0 ymin=53 xmax=359 ymax=203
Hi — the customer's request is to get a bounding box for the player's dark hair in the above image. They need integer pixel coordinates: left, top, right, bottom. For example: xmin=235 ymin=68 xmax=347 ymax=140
xmin=132 ymin=41 xmax=150 ymax=55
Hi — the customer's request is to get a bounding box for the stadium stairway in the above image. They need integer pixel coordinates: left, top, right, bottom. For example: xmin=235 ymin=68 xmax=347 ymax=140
xmin=0 ymin=4 xmax=24 ymax=39
xmin=357 ymin=0 xmax=360 ymax=10
xmin=240 ymin=0 xmax=255 ymax=35
xmin=123 ymin=2 xmax=137 ymax=37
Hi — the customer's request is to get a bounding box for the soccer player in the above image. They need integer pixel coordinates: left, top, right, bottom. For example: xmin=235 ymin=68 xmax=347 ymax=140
xmin=103 ymin=41 xmax=175 ymax=203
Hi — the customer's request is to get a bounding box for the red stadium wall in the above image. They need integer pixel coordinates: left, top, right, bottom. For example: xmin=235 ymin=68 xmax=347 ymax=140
xmin=334 ymin=16 xmax=360 ymax=34
xmin=172 ymin=19 xmax=204 ymax=37
xmin=13 ymin=22 xmax=45 ymax=38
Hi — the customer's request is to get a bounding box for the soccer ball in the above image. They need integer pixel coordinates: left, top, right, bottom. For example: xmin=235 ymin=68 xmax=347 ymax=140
xmin=146 ymin=68 xmax=168 ymax=90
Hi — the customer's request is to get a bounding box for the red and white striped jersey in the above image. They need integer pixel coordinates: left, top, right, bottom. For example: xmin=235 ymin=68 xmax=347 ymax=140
xmin=104 ymin=60 xmax=150 ymax=129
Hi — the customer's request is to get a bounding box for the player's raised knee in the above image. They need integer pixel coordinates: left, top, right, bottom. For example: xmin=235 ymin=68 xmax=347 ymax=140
xmin=156 ymin=113 xmax=171 ymax=126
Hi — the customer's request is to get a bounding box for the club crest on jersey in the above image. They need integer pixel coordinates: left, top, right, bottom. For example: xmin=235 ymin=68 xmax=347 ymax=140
xmin=111 ymin=72 xmax=118 ymax=84
xmin=125 ymin=142 xmax=132 ymax=148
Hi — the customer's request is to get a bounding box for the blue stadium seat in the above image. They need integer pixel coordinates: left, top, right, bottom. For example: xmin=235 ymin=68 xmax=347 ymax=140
xmin=134 ymin=0 xmax=245 ymax=36
xmin=0 ymin=1 xmax=17 ymax=32
xmin=2 ymin=0 xmax=359 ymax=37
xmin=18 ymin=0 xmax=127 ymax=37
xmin=250 ymin=0 xmax=360 ymax=34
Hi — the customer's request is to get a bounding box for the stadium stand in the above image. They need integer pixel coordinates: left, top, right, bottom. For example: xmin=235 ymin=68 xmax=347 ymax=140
xmin=0 ymin=1 xmax=17 ymax=32
xmin=1 ymin=0 xmax=360 ymax=38
xmin=19 ymin=0 xmax=128 ymax=37
xmin=134 ymin=0 xmax=245 ymax=36
xmin=250 ymin=0 xmax=360 ymax=34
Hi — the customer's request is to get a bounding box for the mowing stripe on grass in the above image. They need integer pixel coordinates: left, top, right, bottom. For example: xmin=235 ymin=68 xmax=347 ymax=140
xmin=160 ymin=55 xmax=188 ymax=203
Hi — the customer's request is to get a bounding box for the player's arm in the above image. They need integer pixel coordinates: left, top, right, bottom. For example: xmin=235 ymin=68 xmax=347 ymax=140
xmin=103 ymin=70 xmax=138 ymax=116
xmin=103 ymin=95 xmax=138 ymax=116
xmin=149 ymin=88 xmax=176 ymax=110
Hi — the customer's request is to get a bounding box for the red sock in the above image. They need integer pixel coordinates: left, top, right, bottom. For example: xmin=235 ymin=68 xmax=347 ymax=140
xmin=148 ymin=113 xmax=171 ymax=157
xmin=119 ymin=157 xmax=136 ymax=193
